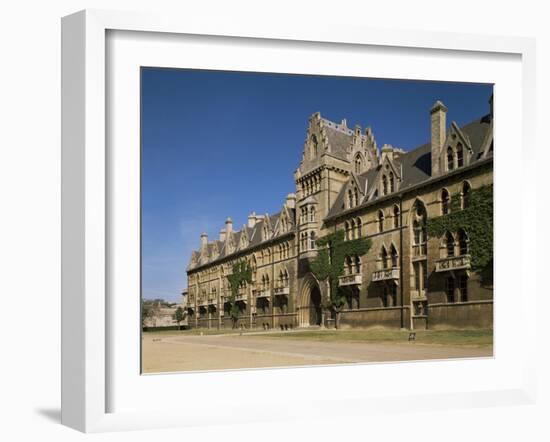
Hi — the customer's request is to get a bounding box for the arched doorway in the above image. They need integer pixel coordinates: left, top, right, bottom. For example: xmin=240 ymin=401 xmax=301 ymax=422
xmin=298 ymin=275 xmax=322 ymax=327
xmin=309 ymin=286 xmax=322 ymax=326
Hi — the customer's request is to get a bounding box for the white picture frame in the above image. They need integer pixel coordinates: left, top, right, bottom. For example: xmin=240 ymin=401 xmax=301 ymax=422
xmin=61 ymin=9 xmax=537 ymax=433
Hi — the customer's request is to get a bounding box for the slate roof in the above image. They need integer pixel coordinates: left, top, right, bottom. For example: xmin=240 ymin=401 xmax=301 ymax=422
xmin=188 ymin=112 xmax=492 ymax=270
xmin=322 ymin=119 xmax=354 ymax=161
xmin=188 ymin=209 xmax=296 ymax=270
xmin=325 ymin=114 xmax=493 ymax=219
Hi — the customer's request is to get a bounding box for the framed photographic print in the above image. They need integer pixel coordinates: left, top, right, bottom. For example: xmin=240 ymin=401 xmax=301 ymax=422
xmin=61 ymin=9 xmax=537 ymax=433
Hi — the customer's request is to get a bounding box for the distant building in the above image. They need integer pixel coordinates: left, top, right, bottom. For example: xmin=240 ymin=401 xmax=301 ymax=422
xmin=186 ymin=98 xmax=493 ymax=330
xmin=143 ymin=297 xmax=187 ymax=329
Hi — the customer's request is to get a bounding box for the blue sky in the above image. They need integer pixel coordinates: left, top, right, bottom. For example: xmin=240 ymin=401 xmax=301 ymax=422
xmin=141 ymin=68 xmax=492 ymax=302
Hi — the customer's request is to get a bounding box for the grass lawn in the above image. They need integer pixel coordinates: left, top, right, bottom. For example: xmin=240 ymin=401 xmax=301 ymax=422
xmin=256 ymin=329 xmax=493 ymax=347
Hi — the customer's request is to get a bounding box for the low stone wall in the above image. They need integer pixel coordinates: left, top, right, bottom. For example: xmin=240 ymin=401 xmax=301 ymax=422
xmin=339 ymin=306 xmax=408 ymax=329
xmin=427 ymin=300 xmax=493 ymax=329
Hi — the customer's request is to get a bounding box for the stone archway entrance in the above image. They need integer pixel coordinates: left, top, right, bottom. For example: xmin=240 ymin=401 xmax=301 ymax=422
xmin=298 ymin=275 xmax=322 ymax=327
xmin=309 ymin=286 xmax=322 ymax=326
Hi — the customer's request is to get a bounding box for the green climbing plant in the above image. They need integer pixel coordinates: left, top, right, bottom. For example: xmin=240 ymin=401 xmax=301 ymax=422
xmin=226 ymin=260 xmax=253 ymax=328
xmin=427 ymin=184 xmax=493 ymax=285
xmin=310 ymin=230 xmax=372 ymax=328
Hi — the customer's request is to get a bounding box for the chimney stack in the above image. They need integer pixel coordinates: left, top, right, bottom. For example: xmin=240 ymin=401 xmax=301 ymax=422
xmin=248 ymin=212 xmax=257 ymax=228
xmin=200 ymin=232 xmax=208 ymax=248
xmin=219 ymin=228 xmax=226 ymax=242
xmin=430 ymin=100 xmax=448 ymax=177
xmin=225 ymin=217 xmax=233 ymax=234
xmin=340 ymin=118 xmax=347 ymax=129
xmin=286 ymin=193 xmax=296 ymax=209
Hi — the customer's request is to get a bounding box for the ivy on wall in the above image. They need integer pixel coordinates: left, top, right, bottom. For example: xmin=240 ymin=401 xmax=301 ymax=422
xmin=427 ymin=184 xmax=493 ymax=283
xmin=226 ymin=261 xmax=252 ymax=327
xmin=311 ymin=230 xmax=372 ymax=325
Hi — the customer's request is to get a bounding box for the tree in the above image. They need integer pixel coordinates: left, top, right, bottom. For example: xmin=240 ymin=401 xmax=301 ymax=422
xmin=141 ymin=299 xmax=159 ymax=329
xmin=173 ymin=306 xmax=185 ymax=329
xmin=310 ymin=230 xmax=371 ymax=329
xmin=225 ymin=260 xmax=253 ymax=328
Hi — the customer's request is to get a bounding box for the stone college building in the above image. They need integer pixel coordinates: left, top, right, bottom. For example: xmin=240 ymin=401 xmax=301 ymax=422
xmin=185 ymin=97 xmax=494 ymax=330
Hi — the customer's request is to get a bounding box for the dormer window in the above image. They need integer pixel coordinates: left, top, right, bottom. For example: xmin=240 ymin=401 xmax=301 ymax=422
xmin=457 ymin=143 xmax=464 ymax=167
xmin=447 ymin=147 xmax=454 ymax=171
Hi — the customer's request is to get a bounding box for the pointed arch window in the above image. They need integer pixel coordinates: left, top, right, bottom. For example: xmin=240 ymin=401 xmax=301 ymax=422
xmin=354 ymin=187 xmax=359 ymax=207
xmin=412 ymin=201 xmax=427 ymax=257
xmin=441 ymin=188 xmax=450 ymax=215
xmin=354 ymin=255 xmax=361 ymax=274
xmin=356 ymin=218 xmax=362 ymax=238
xmin=389 ymin=172 xmax=395 ymax=193
xmin=461 ymin=181 xmax=471 ymax=209
xmin=382 ymin=175 xmax=388 ymax=195
xmin=345 ymin=255 xmax=353 ymax=275
xmin=350 ymin=219 xmax=356 ymax=240
xmin=344 ymin=221 xmax=350 ymax=240
xmin=457 ymin=143 xmax=464 ymax=167
xmin=445 ymin=231 xmax=455 ymax=257
xmin=309 ymin=231 xmax=316 ymax=250
xmin=309 ymin=206 xmax=316 ymax=222
xmin=393 ymin=205 xmax=400 ymax=228
xmin=381 ymin=246 xmax=389 ymax=269
xmin=377 ymin=210 xmax=385 ymax=233
xmin=447 ymin=146 xmax=454 ymax=171
xmin=458 ymin=229 xmax=469 ymax=255
xmin=354 ymin=154 xmax=362 ymax=174
xmin=390 ymin=244 xmax=398 ymax=268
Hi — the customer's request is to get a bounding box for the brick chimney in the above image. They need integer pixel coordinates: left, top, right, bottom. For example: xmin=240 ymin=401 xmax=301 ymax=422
xmin=430 ymin=100 xmax=447 ymax=177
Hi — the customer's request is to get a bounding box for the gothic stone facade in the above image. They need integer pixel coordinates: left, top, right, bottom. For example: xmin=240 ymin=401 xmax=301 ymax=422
xmin=185 ymin=99 xmax=494 ymax=330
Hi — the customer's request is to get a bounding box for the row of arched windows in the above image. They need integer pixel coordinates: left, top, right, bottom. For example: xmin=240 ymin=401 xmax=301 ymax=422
xmin=278 ymin=242 xmax=291 ymax=260
xmin=380 ymin=244 xmax=399 ymax=269
xmin=344 ymin=218 xmax=362 ymax=240
xmin=447 ymin=143 xmax=465 ymax=171
xmin=443 ymin=229 xmax=469 ymax=258
xmin=381 ymin=172 xmax=395 ymax=196
xmin=301 ymin=174 xmax=321 ymax=197
xmin=377 ymin=205 xmax=400 ymax=233
xmin=344 ymin=255 xmax=361 ymax=275
xmin=277 ymin=269 xmax=290 ymax=287
xmin=440 ymin=181 xmax=471 ymax=215
xmin=260 ymin=274 xmax=270 ymax=290
xmin=299 ymin=231 xmax=316 ymax=251
xmin=300 ymin=205 xmax=316 ymax=223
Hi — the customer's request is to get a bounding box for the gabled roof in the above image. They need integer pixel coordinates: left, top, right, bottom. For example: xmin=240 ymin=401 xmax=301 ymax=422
xmin=322 ymin=120 xmax=354 ymax=161
xmin=325 ymin=114 xmax=492 ymax=219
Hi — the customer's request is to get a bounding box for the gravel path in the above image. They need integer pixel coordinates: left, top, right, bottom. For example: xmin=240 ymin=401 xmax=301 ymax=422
xmin=142 ymin=333 xmax=492 ymax=373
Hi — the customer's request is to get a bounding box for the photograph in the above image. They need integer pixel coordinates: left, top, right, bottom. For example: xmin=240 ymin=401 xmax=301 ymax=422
xmin=140 ymin=68 xmax=494 ymax=374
